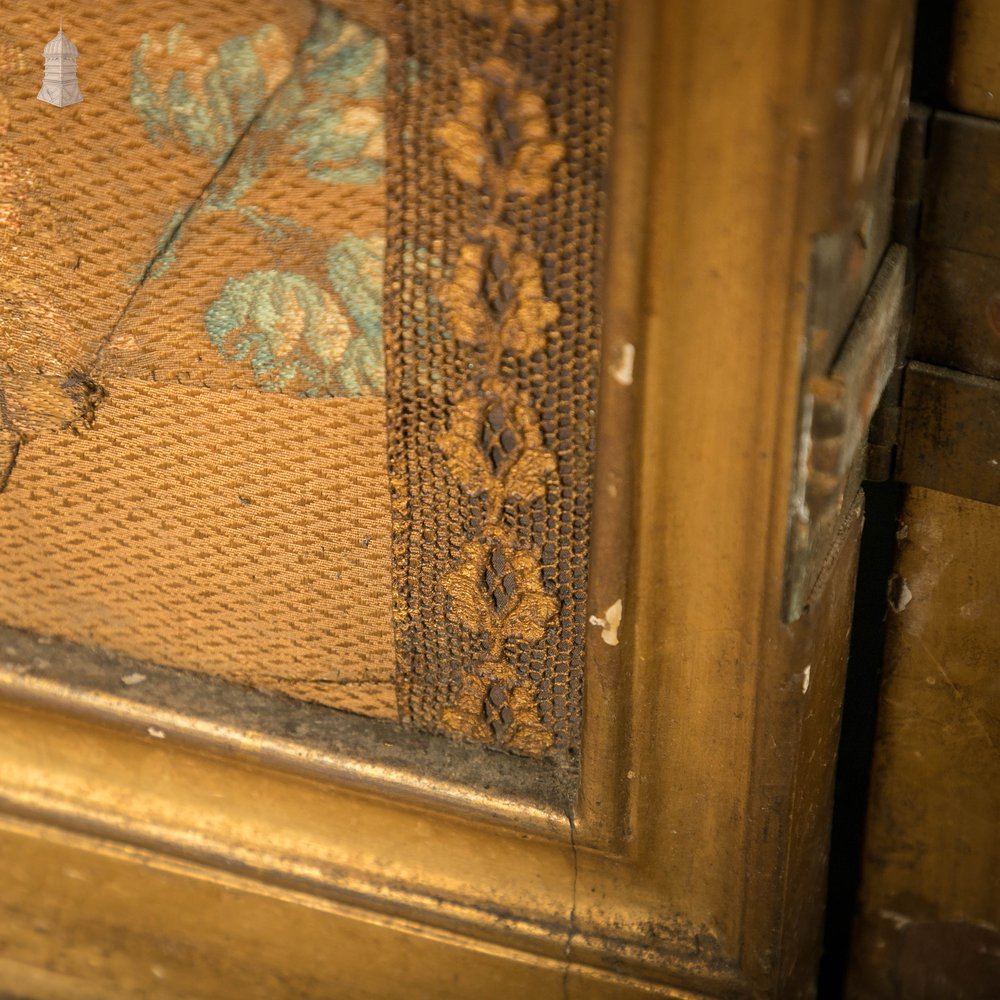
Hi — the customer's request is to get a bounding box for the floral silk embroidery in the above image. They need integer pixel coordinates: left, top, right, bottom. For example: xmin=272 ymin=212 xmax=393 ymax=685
xmin=129 ymin=8 xmax=386 ymax=398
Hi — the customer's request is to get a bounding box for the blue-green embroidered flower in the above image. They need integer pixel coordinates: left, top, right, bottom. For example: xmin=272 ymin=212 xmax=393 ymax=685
xmin=203 ymin=233 xmax=385 ymax=398
xmin=130 ymin=23 xmax=292 ymax=164
xmin=131 ymin=11 xmax=386 ymax=285
xmin=204 ymin=271 xmax=353 ymax=395
xmin=133 ymin=12 xmax=388 ymax=398
xmin=327 ymin=235 xmax=385 ymax=395
xmin=279 ymin=8 xmax=385 ymax=185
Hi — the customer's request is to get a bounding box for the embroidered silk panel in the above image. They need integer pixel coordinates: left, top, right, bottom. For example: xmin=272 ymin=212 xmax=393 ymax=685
xmin=0 ymin=0 xmax=611 ymax=761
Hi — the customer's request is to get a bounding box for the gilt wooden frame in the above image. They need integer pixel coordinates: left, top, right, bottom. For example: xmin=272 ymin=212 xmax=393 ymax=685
xmin=0 ymin=1 xmax=913 ymax=996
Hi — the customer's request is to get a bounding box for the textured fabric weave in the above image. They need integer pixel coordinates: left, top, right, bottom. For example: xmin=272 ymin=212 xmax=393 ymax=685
xmin=0 ymin=381 xmax=397 ymax=717
xmin=1 ymin=1 xmax=396 ymax=717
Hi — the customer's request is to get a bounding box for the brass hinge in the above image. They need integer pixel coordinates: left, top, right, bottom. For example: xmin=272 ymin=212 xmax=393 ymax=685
xmin=784 ymin=105 xmax=1000 ymax=620
xmin=784 ymin=244 xmax=908 ymax=621
xmin=783 ymin=106 xmax=932 ymax=621
xmin=865 ymin=105 xmax=931 ymax=483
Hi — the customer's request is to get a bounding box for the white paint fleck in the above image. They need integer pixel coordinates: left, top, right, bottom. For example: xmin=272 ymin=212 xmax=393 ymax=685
xmin=888 ymin=576 xmax=912 ymax=613
xmin=880 ymin=909 xmax=913 ymax=930
xmin=960 ymin=599 xmax=985 ymax=620
xmin=121 ymin=672 xmax=146 ymax=686
xmin=802 ymin=664 xmax=812 ymax=695
xmin=147 ymin=726 xmax=166 ymax=739
xmin=793 ymin=395 xmax=814 ymax=525
xmin=611 ymin=343 xmax=635 ymax=387
xmin=151 ymin=965 xmax=166 ymax=980
xmin=588 ymin=598 xmax=623 ymax=646
xmin=627 ymin=770 xmax=636 ymax=780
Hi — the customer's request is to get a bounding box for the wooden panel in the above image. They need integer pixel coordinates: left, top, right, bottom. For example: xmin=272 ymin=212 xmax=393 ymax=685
xmin=849 ymin=487 xmax=1000 ymax=998
xmin=913 ymin=244 xmax=1000 ymax=381
xmin=775 ymin=496 xmax=865 ymax=992
xmin=949 ymin=0 xmax=1000 ymax=119
xmin=921 ymin=113 xmax=1000 ymax=261
xmin=897 ymin=362 xmax=1000 ymax=506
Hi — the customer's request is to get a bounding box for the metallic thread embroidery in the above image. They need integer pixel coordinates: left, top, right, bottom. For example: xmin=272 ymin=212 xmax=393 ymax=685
xmin=429 ymin=3 xmax=567 ymax=755
xmin=440 ymin=225 xmax=558 ymax=358
xmin=386 ymin=0 xmax=611 ymax=757
xmin=436 ymin=378 xmax=556 ymax=501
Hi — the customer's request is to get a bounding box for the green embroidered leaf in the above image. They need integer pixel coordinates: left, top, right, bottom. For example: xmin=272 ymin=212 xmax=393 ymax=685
xmin=283 ymin=9 xmax=386 ymax=185
xmin=326 ymin=235 xmax=385 ymax=395
xmin=204 ymin=271 xmax=354 ymax=396
xmin=130 ymin=23 xmax=292 ymax=164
